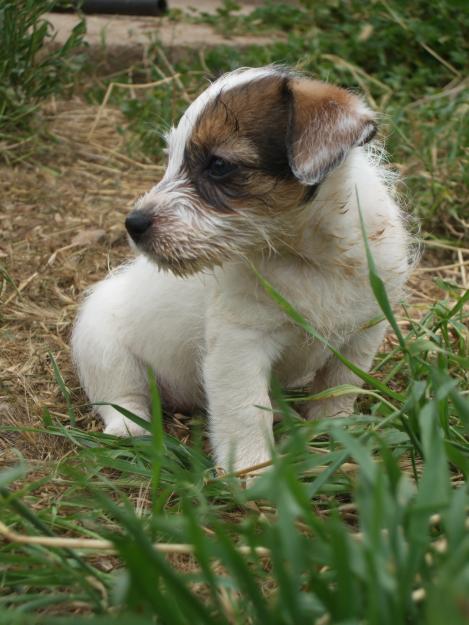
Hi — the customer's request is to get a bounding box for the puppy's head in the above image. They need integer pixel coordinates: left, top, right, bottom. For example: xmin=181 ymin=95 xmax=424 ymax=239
xmin=127 ymin=67 xmax=376 ymax=276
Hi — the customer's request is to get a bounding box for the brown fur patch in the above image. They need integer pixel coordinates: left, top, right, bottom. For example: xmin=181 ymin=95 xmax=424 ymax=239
xmin=287 ymin=77 xmax=377 ymax=184
xmin=183 ymin=74 xmax=309 ymax=215
xmin=369 ymin=227 xmax=386 ymax=241
xmin=182 ymin=73 xmax=376 ymax=215
xmin=190 ymin=75 xmax=290 ymax=172
xmin=290 ymin=78 xmax=355 ymax=115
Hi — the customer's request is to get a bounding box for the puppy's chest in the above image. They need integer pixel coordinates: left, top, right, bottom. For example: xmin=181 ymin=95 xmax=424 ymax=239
xmin=210 ymin=260 xmax=377 ymax=335
xmin=259 ymin=260 xmax=376 ymax=331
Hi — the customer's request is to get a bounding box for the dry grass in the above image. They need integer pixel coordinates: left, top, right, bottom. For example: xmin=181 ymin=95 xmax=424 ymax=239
xmin=0 ymin=99 xmax=162 ymax=462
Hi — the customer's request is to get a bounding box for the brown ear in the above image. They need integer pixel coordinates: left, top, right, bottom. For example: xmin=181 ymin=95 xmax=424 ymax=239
xmin=286 ymin=78 xmax=377 ymax=185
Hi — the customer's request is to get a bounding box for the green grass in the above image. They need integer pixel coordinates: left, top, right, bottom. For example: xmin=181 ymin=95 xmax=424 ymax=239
xmin=0 ymin=0 xmax=85 ymax=136
xmin=1 ymin=1 xmax=468 ymax=623
xmin=0 ymin=252 xmax=468 ymax=623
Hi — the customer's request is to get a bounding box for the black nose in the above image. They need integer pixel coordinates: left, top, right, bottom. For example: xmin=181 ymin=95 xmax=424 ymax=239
xmin=125 ymin=211 xmax=153 ymax=242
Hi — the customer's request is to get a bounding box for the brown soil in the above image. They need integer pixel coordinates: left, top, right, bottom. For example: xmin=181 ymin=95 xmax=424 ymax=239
xmin=46 ymin=7 xmax=286 ymax=71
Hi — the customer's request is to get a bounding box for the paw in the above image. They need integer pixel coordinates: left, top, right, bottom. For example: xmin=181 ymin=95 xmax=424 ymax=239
xmin=216 ymin=443 xmax=272 ymax=475
xmin=104 ymin=416 xmax=149 ymax=437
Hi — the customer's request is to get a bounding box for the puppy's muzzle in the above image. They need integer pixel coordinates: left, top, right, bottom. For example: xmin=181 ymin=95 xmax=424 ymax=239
xmin=125 ymin=211 xmax=153 ymax=243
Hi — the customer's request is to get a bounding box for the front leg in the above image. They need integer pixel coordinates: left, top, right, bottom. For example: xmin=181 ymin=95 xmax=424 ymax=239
xmin=203 ymin=321 xmax=286 ymax=471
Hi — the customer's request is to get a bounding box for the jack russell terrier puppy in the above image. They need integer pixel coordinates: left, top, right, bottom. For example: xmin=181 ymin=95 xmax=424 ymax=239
xmin=72 ymin=66 xmax=411 ymax=470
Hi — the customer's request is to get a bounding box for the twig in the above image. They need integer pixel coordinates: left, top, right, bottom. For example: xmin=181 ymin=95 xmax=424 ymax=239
xmin=1 ymin=136 xmax=34 ymax=152
xmin=0 ymin=520 xmax=270 ymax=557
xmin=408 ymin=286 xmax=436 ymax=303
xmin=46 ymin=243 xmax=78 ymax=267
xmin=408 ymin=78 xmax=468 ymax=108
xmin=210 ymin=457 xmax=361 ymax=482
xmin=2 ymin=513 xmax=466 ymax=560
xmin=88 ymin=74 xmax=182 ymax=139
xmin=423 ymin=240 xmax=469 ymax=254
xmin=209 ymin=458 xmax=275 ymax=482
xmin=457 ymin=250 xmax=467 ymax=288
xmin=88 ymin=141 xmax=165 ymax=171
xmin=3 ymin=272 xmax=38 ymax=306
xmin=321 ymin=54 xmax=392 ymax=94
xmin=198 ymin=49 xmax=211 ymax=77
xmin=415 ymin=260 xmax=469 ymax=273
xmin=419 ymin=41 xmax=460 ymax=78
xmin=380 ymin=0 xmax=460 ymax=77
xmin=154 ymin=46 xmax=191 ymax=103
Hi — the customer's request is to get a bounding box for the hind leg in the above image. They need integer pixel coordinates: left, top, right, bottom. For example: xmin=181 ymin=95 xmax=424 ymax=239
xmin=72 ymin=258 xmax=205 ymax=436
xmin=301 ymin=324 xmax=387 ymax=420
xmin=100 ymin=404 xmax=149 ymax=437
xmin=71 ymin=279 xmax=151 ymax=436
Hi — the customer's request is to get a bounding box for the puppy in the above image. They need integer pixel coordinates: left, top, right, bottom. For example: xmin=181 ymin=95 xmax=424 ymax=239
xmin=72 ymin=66 xmax=410 ymax=470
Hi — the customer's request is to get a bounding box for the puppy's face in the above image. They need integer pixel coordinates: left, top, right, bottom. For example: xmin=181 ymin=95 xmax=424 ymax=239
xmin=127 ymin=67 xmax=376 ymax=276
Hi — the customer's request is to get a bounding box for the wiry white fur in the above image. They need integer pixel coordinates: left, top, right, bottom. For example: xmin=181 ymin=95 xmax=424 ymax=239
xmin=72 ymin=68 xmax=411 ymax=471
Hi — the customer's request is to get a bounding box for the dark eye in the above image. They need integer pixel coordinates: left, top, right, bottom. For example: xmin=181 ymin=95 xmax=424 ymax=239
xmin=207 ymin=156 xmax=237 ymax=180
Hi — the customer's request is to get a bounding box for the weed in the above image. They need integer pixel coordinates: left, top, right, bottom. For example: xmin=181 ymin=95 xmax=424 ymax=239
xmin=0 ymin=0 xmax=85 ymax=136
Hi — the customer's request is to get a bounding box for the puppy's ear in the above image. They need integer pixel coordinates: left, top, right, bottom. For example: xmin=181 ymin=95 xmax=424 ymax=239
xmin=286 ymin=78 xmax=377 ymax=185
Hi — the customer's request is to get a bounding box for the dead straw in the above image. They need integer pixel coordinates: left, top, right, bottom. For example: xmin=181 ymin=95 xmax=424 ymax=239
xmin=88 ymin=74 xmax=182 ymax=139
xmin=0 ymin=520 xmax=270 ymax=557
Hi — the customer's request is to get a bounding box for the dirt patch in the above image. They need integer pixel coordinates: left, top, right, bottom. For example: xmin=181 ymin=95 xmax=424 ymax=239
xmin=46 ymin=8 xmax=286 ymax=71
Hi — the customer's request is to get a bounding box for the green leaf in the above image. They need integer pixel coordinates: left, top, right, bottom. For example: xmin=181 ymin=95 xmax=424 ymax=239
xmin=49 ymin=352 xmax=75 ymax=426
xmin=355 ymin=187 xmax=407 ymax=353
xmin=147 ymin=368 xmax=165 ymax=516
xmin=414 ymin=401 xmax=451 ymax=511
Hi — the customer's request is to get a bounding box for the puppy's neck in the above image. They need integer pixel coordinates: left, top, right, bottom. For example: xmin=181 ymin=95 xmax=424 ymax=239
xmin=274 ymin=148 xmax=385 ymax=265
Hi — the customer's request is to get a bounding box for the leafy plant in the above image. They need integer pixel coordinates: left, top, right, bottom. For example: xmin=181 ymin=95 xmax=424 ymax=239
xmin=0 ymin=0 xmax=85 ymax=135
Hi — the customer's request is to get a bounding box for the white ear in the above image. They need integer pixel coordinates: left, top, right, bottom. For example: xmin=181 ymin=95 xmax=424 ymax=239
xmin=286 ymin=78 xmax=377 ymax=185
